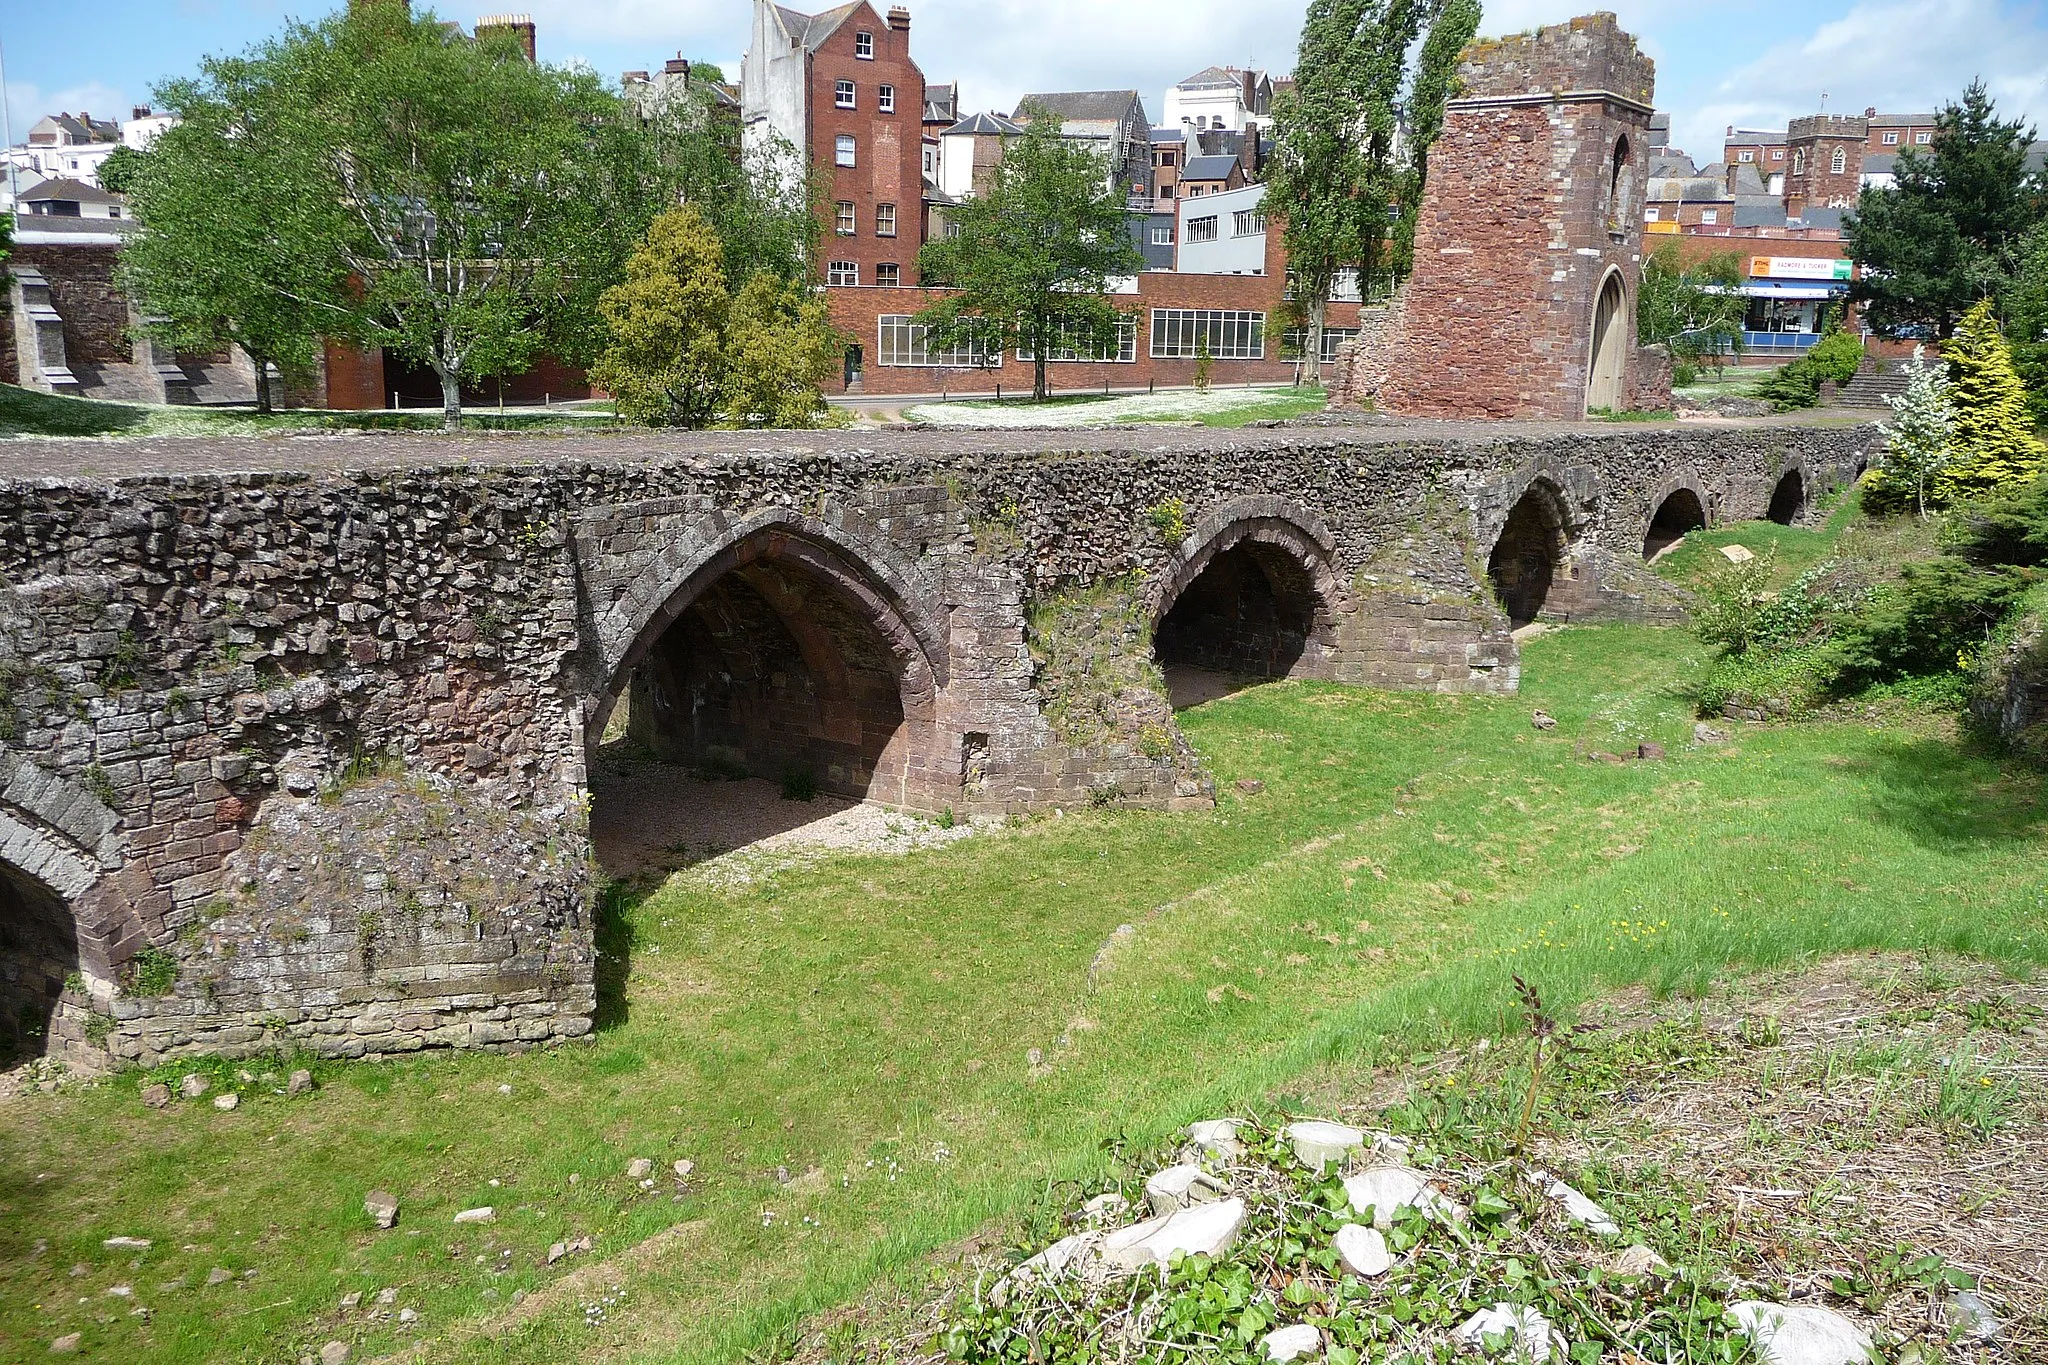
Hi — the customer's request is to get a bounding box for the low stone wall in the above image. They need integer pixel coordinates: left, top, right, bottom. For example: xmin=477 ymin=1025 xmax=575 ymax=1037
xmin=0 ymin=420 xmax=1879 ymax=1068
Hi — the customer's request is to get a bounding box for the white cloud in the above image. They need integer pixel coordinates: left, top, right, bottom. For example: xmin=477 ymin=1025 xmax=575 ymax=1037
xmin=4 ymin=80 xmax=133 ymax=142
xmin=1672 ymin=0 xmax=2048 ymax=159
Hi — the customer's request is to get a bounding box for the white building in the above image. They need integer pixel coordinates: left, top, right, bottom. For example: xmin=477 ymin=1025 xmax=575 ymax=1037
xmin=1174 ymin=181 xmax=1267 ymax=275
xmin=1162 ymin=66 xmax=1271 ymax=133
xmin=937 ymin=111 xmax=1022 ymax=201
xmin=4 ymin=106 xmax=178 ymax=193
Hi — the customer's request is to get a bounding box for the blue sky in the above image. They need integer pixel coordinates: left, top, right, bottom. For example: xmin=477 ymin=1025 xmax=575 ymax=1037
xmin=5 ymin=0 xmax=2044 ymax=164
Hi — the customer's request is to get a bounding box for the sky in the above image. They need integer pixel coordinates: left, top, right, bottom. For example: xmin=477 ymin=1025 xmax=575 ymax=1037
xmin=3 ymin=0 xmax=2045 ymax=164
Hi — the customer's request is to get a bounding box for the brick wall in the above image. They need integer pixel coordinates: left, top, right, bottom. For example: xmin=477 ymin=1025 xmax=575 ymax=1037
xmin=11 ymin=241 xmax=131 ymax=367
xmin=1377 ymin=13 xmax=1661 ymax=420
xmin=1785 ymin=116 xmax=1867 ymax=216
xmin=811 ymin=4 xmax=927 ymax=287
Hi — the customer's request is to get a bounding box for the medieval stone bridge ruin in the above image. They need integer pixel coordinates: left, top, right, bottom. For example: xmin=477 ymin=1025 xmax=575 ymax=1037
xmin=0 ymin=419 xmax=1874 ymax=1070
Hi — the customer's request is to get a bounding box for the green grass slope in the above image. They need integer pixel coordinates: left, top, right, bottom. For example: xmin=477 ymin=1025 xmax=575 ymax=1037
xmin=0 ymin=625 xmax=2041 ymax=1363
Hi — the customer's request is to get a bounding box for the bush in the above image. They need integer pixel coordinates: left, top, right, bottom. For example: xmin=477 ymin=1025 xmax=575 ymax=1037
xmin=1806 ymin=328 xmax=1866 ymax=384
xmin=1950 ymin=475 xmax=2048 ymax=567
xmin=1695 ymin=643 xmax=1840 ymax=716
xmin=1749 ymin=325 xmax=1865 ymax=411
xmin=1689 ymin=551 xmax=1778 ymax=653
xmin=1830 ymin=559 xmax=2034 ymax=685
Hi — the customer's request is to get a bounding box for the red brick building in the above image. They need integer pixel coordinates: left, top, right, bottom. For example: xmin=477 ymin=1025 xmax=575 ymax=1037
xmin=741 ymin=0 xmax=928 ymax=289
xmin=1783 ymin=114 xmax=1869 ymax=218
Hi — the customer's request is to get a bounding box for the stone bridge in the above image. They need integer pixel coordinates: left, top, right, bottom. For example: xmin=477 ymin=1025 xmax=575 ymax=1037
xmin=0 ymin=418 xmax=1876 ymax=1069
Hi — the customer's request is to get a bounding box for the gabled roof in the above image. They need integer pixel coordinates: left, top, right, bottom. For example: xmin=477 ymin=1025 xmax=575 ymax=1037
xmin=1151 ymin=127 xmax=1186 ymax=144
xmin=1182 ymin=154 xmax=1241 ymax=181
xmin=1869 ymin=112 xmax=1934 ymax=127
xmin=1174 ymin=65 xmax=1241 ymax=90
xmin=1015 ymin=90 xmax=1146 ymax=125
xmin=924 ymin=82 xmax=958 ymax=122
xmin=29 ymin=112 xmax=121 ymax=144
xmin=1729 ymin=162 xmax=1768 ymax=195
xmin=1650 ymin=153 xmax=1697 ymax=177
xmin=944 ymin=112 xmax=1024 ymax=137
xmin=23 ymin=177 xmax=121 ymax=205
xmin=773 ymin=2 xmax=862 ymax=53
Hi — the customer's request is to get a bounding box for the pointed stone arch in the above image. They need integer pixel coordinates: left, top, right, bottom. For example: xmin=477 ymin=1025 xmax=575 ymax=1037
xmin=1484 ymin=476 xmax=1579 ymax=628
xmin=1586 ymin=267 xmax=1631 ymax=412
xmin=1151 ymin=498 xmax=1347 ymax=690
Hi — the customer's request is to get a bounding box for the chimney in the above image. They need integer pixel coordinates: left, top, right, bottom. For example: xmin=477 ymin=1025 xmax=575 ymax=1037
xmin=887 ymin=5 xmax=910 ymax=31
xmin=1241 ymin=120 xmax=1258 ymax=177
xmin=623 ymin=71 xmax=649 ymax=86
xmin=1864 ymin=106 xmax=1877 ymax=117
xmin=664 ymin=56 xmax=690 ymax=76
xmin=132 ymin=105 xmax=149 ymax=121
xmin=475 ymin=12 xmax=538 ymax=62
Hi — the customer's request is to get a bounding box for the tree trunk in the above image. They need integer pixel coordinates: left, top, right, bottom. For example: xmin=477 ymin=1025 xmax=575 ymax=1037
xmin=437 ymin=365 xmax=462 ymax=431
xmin=252 ymin=353 xmax=273 ymax=415
xmin=1302 ymin=297 xmax=1327 ymax=387
xmin=1035 ymin=352 xmax=1048 ymax=403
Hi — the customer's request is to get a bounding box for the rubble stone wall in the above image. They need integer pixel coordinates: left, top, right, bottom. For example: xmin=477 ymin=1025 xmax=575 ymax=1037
xmin=0 ymin=420 xmax=1877 ymax=1068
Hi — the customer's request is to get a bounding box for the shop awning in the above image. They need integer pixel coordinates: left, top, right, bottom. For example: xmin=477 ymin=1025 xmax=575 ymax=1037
xmin=1740 ymin=281 xmax=1846 ymax=299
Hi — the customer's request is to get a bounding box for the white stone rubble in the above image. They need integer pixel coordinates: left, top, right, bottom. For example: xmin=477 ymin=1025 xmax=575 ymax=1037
xmin=1727 ymin=1302 xmax=1874 ymax=1365
xmin=1343 ymin=1166 xmax=1468 ymax=1228
xmin=1526 ymin=1169 xmax=1617 ymax=1236
xmin=1333 ymin=1223 xmax=1395 ymax=1277
xmin=1285 ymin=1120 xmax=1366 ymax=1169
xmin=1262 ymin=1322 xmax=1322 ymax=1362
xmin=1145 ymin=1163 xmax=1224 ymax=1215
xmin=1453 ymin=1303 xmax=1565 ymax=1362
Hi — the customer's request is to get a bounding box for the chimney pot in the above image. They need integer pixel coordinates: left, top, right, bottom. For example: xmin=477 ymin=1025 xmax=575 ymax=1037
xmin=1864 ymin=106 xmax=1876 ymax=117
xmin=887 ymin=5 xmax=910 ymax=30
xmin=664 ymin=57 xmax=690 ymax=75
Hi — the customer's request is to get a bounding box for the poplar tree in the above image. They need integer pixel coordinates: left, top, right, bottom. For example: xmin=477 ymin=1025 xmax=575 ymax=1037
xmin=1942 ymin=299 xmax=2046 ymax=498
xmin=1266 ymin=0 xmax=1480 ymax=383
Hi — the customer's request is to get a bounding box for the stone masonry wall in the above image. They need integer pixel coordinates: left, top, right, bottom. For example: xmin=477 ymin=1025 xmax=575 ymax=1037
xmin=0 ymin=420 xmax=1878 ymax=1069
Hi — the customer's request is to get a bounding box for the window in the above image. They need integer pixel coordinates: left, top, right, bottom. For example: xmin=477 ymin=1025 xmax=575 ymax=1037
xmin=835 ymin=200 xmax=856 ymax=235
xmin=1150 ymin=308 xmax=1264 ymax=359
xmin=1160 ymin=183 xmax=1175 ymax=198
xmin=836 ymin=134 xmax=856 ymax=167
xmin=1187 ymin=185 xmax=1204 ymax=197
xmin=1792 ymin=150 xmax=1804 ymax=174
xmin=1019 ymin=315 xmax=1138 ymax=363
xmin=1882 ymin=131 xmax=1900 ymax=145
xmin=1644 ymin=206 xmax=1660 ymax=221
xmin=835 ymin=80 xmax=856 ymax=109
xmin=828 ymin=260 xmax=859 ymax=286
xmin=1282 ymin=327 xmax=1359 ymax=364
xmin=875 ymin=263 xmax=900 ymax=287
xmin=878 ymin=84 xmax=895 ymax=113
xmin=1772 ymin=148 xmax=1784 ymax=161
xmin=1916 ymin=131 xmax=1932 ymax=144
xmin=1186 ymin=215 xmax=1218 ymax=243
xmin=1700 ymin=207 xmax=1719 ymax=224
xmin=1830 ymin=147 xmax=1847 ymax=174
xmin=855 ymin=30 xmax=874 ymax=58
xmin=878 ymin=314 xmax=996 ymax=367
xmin=1150 ymin=225 xmax=1174 ymax=245
xmin=1232 ymin=209 xmax=1266 ymax=236
xmin=875 ymin=202 xmax=897 ymax=236
xmin=1737 ymin=150 xmax=1754 ymax=163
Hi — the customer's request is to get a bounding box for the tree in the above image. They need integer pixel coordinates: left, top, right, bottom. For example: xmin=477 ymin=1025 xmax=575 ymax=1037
xmin=2002 ymin=218 xmax=2048 ymax=426
xmin=589 ymin=206 xmax=841 ymax=429
xmin=1941 ymin=298 xmax=2046 ymax=498
xmin=119 ymin=59 xmax=353 ymax=414
xmin=914 ymin=112 xmax=1141 ymax=402
xmin=1847 ymin=81 xmax=2039 ymax=338
xmin=589 ymin=207 xmax=733 ymax=427
xmin=1265 ymin=0 xmax=1478 ymax=383
xmin=1636 ymin=243 xmax=1746 ymax=379
xmin=1877 ymin=348 xmax=1955 ymax=517
xmin=289 ymin=3 xmax=660 ymax=427
xmin=96 ymin=144 xmax=145 ymax=197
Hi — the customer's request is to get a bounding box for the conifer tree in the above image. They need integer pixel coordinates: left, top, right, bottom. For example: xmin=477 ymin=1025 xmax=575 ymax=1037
xmin=1940 ymin=298 xmax=2046 ymax=499
xmin=1877 ymin=347 xmax=1955 ymax=517
xmin=590 ymin=207 xmax=734 ymax=428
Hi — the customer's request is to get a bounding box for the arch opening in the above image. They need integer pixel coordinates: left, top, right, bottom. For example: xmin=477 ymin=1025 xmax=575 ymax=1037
xmin=1767 ymin=470 xmax=1806 ymax=525
xmin=1587 ymin=272 xmax=1629 ymax=412
xmin=1488 ymin=485 xmax=1571 ymax=629
xmin=589 ymin=532 xmax=936 ymax=879
xmin=1155 ymin=540 xmax=1320 ymax=709
xmin=1643 ymin=487 xmax=1707 ymax=560
xmin=0 ymin=860 xmax=79 ymax=1064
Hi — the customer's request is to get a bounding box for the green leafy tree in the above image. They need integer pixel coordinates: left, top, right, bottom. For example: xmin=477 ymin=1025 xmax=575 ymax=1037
xmin=1941 ymin=298 xmax=2047 ymax=498
xmin=721 ymin=270 xmax=841 ymax=428
xmin=1847 ymin=81 xmax=2039 ymax=338
xmin=1876 ymin=348 xmax=1956 ymax=517
xmin=118 ymin=59 xmax=354 ymax=414
xmin=590 ymin=207 xmax=733 ymax=427
xmin=1636 ymin=243 xmax=1747 ymax=378
xmin=590 ymin=206 xmax=841 ymax=429
xmin=914 ymin=112 xmax=1141 ymax=402
xmin=286 ymin=3 xmax=660 ymax=427
xmin=2002 ymin=219 xmax=2048 ymax=426
xmin=1265 ymin=0 xmax=1479 ymax=382
xmin=95 ymin=144 xmax=145 ymax=197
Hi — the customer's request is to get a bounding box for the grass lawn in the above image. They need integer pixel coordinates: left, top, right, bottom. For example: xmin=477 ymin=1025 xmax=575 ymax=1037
xmin=0 ymin=383 xmax=606 ymax=439
xmin=905 ymin=386 xmax=1327 ymax=429
xmin=2 ymin=616 xmax=2044 ymax=1363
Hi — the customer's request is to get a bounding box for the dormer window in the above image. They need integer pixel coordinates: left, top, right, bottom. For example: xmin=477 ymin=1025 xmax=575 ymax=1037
xmin=855 ymin=30 xmax=874 ymax=58
xmin=836 ymin=80 xmax=856 ymax=108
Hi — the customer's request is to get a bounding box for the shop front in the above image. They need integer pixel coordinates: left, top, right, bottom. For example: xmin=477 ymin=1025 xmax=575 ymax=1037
xmin=1741 ymin=256 xmax=1853 ymax=354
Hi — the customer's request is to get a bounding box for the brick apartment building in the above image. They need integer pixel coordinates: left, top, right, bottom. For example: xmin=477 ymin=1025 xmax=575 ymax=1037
xmin=741 ymin=0 xmax=929 ymax=290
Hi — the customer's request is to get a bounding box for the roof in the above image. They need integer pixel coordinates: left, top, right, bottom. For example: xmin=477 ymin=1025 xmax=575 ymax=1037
xmin=1729 ymin=163 xmax=1768 ymax=195
xmin=772 ymin=2 xmax=861 ymax=53
xmin=1869 ymin=112 xmax=1934 ymax=127
xmin=1174 ymin=65 xmax=1242 ymax=90
xmin=1646 ymin=176 xmax=1731 ymax=203
xmin=1862 ymin=152 xmax=1898 ymax=175
xmin=923 ymin=83 xmax=957 ymax=122
xmin=23 ymin=177 xmax=122 ymax=205
xmin=1151 ymin=126 xmax=1186 ymax=144
xmin=1733 ymin=201 xmax=1790 ymax=228
xmin=1182 ymin=154 xmax=1241 ymax=181
xmin=944 ymin=112 xmax=1024 ymax=137
xmin=1650 ymin=153 xmax=1697 ymax=177
xmin=1648 ymin=112 xmax=1671 ymax=130
xmin=1014 ymin=91 xmax=1146 ymax=125
xmin=1726 ymin=128 xmax=1785 ymax=145
xmin=29 ymin=112 xmax=120 ymax=144
xmin=1789 ymin=206 xmax=1846 ymax=230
